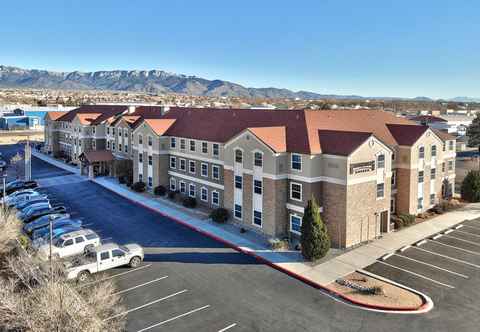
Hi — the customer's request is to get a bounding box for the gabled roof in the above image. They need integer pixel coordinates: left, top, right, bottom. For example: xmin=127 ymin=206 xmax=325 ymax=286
xmin=317 ymin=130 xmax=372 ymax=156
xmin=386 ymin=124 xmax=429 ymax=145
xmin=76 ymin=113 xmax=102 ymax=125
xmin=410 ymin=115 xmax=447 ymax=123
xmin=248 ymin=126 xmax=287 ymax=153
xmin=432 ymin=129 xmax=456 ymax=141
xmin=45 ymin=111 xmax=66 ymax=121
xmin=55 ymin=105 xmax=128 ymax=124
xmin=143 ymin=119 xmax=177 ymax=136
xmin=80 ymin=150 xmax=114 ymax=163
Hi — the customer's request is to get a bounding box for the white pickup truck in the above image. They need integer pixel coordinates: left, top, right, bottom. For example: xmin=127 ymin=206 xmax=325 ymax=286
xmin=65 ymin=242 xmax=144 ymax=282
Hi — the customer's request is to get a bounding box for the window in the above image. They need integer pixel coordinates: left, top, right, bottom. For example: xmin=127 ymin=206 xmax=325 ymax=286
xmin=377 ymin=154 xmax=385 ymax=169
xmin=290 ymin=215 xmax=302 ymax=234
xmin=118 ymin=144 xmax=122 ymax=152
xmin=391 ymin=171 xmax=396 ymax=187
xmin=201 ymin=163 xmax=208 ymax=177
xmin=253 ymin=210 xmax=262 ymax=227
xmin=418 ymin=171 xmax=424 ymax=183
xmin=419 ymin=146 xmax=425 ymax=159
xmin=63 ymin=239 xmax=74 ymax=247
xmin=418 ymin=197 xmax=423 ymax=210
xmin=376 ymin=183 xmax=385 ymax=198
xmin=148 ymin=136 xmax=153 ymax=146
xmin=448 ymin=160 xmax=454 ymax=171
xmin=254 ymin=152 xmax=263 ymax=167
xmin=430 ymin=194 xmax=435 ymax=205
xmin=100 ymin=252 xmax=110 ymax=260
xmin=107 ymin=127 xmax=110 ymax=135
xmin=443 ymin=143 xmax=446 ymax=152
xmin=189 ymin=160 xmax=196 ymax=174
xmin=170 ymin=137 xmax=176 ymax=148
xmin=124 ymin=129 xmax=128 ymax=137
xmin=290 ymin=182 xmax=302 ymax=201
xmin=148 ymin=176 xmax=152 ymax=187
xmin=92 ymin=127 xmax=96 ymax=134
xmin=85 ymin=233 xmax=98 ymax=240
xmin=291 ymin=154 xmax=302 ymax=171
xmin=449 ymin=140 xmax=454 ymax=151
xmin=190 ymin=140 xmax=196 ymax=152
xmin=442 ymin=162 xmax=446 ymax=172
xmin=180 ymin=181 xmax=186 ymax=194
xmin=235 ymin=175 xmax=243 ymax=189
xmin=180 ymin=158 xmax=186 ymax=171
xmin=170 ymin=156 xmax=176 ymax=169
xmin=170 ymin=178 xmax=176 ymax=191
xmin=431 ymin=145 xmax=437 ymax=157
xmin=213 ymin=143 xmax=219 ymax=157
xmin=125 ymin=145 xmax=128 ymax=153
xmin=112 ymin=143 xmax=116 ymax=151
xmin=148 ymin=155 xmax=152 ymax=166
xmin=392 ymin=153 xmax=395 ymax=161
xmin=138 ymin=153 xmax=143 ymax=163
xmin=118 ymin=130 xmax=121 ymax=137
xmin=107 ymin=141 xmax=110 ymax=149
xmin=234 ymin=204 xmax=242 ymax=219
xmin=235 ymin=149 xmax=243 ymax=163
xmin=212 ymin=191 xmax=220 ymax=206
xmin=202 ymin=142 xmax=208 ymax=154
xmin=139 ymin=174 xmax=143 ymax=182
xmin=201 ymin=187 xmax=208 ymax=202
xmin=112 ymin=249 xmax=125 ymax=257
xmin=180 ymin=139 xmax=186 ymax=150
xmin=138 ymin=135 xmax=143 ymax=145
xmin=254 ymin=180 xmax=262 ymax=195
xmin=430 ymin=168 xmax=436 ymax=180
xmin=189 ymin=183 xmax=196 ymax=197
xmin=390 ymin=198 xmax=396 ymax=214
xmin=212 ymin=165 xmax=220 ymax=180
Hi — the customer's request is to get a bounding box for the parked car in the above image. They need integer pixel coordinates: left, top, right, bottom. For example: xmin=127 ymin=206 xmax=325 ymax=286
xmin=15 ymin=196 xmax=48 ymax=210
xmin=65 ymin=243 xmax=144 ymax=281
xmin=31 ymin=225 xmax=82 ymax=249
xmin=22 ymin=206 xmax=67 ymax=223
xmin=4 ymin=189 xmax=39 ymax=206
xmin=1 ymin=180 xmax=38 ymax=196
xmin=37 ymin=229 xmax=100 ymax=260
xmin=23 ymin=213 xmax=71 ymax=235
xmin=31 ymin=219 xmax=83 ymax=240
xmin=17 ymin=202 xmax=51 ymax=219
xmin=0 ymin=160 xmax=6 ymax=171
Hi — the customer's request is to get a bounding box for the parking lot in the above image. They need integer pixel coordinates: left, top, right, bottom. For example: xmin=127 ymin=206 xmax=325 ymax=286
xmin=10 ymin=143 xmax=480 ymax=332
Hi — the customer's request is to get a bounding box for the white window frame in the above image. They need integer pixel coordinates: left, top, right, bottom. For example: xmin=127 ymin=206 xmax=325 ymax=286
xmin=180 ymin=139 xmax=186 ymax=150
xmin=234 ymin=204 xmax=242 ymax=220
xmin=213 ymin=143 xmax=219 ymax=157
xmin=431 ymin=144 xmax=437 ymax=157
xmin=201 ymin=142 xmax=208 ymax=154
xmin=148 ymin=155 xmax=153 ymax=166
xmin=179 ymin=181 xmax=186 ymax=194
xmin=138 ymin=152 xmax=142 ymax=163
xmin=254 ymin=151 xmax=263 ymax=168
xmin=170 ymin=137 xmax=176 ymax=149
xmin=253 ymin=179 xmax=262 ymax=195
xmin=170 ymin=156 xmax=176 ymax=169
xmin=289 ymin=214 xmax=302 ymax=235
xmin=190 ymin=140 xmax=196 ymax=152
xmin=189 ymin=183 xmax=196 ymax=198
xmin=179 ymin=158 xmax=186 ymax=171
xmin=291 ymin=153 xmax=302 ymax=171
xmin=418 ymin=145 xmax=425 ymax=159
xmin=148 ymin=176 xmax=153 ymax=188
xmin=212 ymin=191 xmax=220 ymax=206
xmin=189 ymin=160 xmax=196 ymax=174
xmin=170 ymin=178 xmax=176 ymax=191
xmin=376 ymin=183 xmax=385 ymax=199
xmin=148 ymin=135 xmax=153 ymax=147
xmin=290 ymin=182 xmax=302 ymax=201
xmin=138 ymin=134 xmax=143 ymax=145
xmin=212 ymin=165 xmax=220 ymax=180
xmin=377 ymin=153 xmax=385 ymax=169
xmin=235 ymin=149 xmax=243 ymax=164
xmin=200 ymin=187 xmax=208 ymax=202
xmin=253 ymin=210 xmax=262 ymax=227
xmin=235 ymin=175 xmax=243 ymax=189
xmin=201 ymin=162 xmax=208 ymax=177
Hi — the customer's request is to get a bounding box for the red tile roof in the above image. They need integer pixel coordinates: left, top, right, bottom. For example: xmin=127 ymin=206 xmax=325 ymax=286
xmin=45 ymin=111 xmax=66 ymax=121
xmin=248 ymin=127 xmax=287 ymax=153
xmin=317 ymin=130 xmax=373 ymax=156
xmin=55 ymin=105 xmax=128 ymax=124
xmin=410 ymin=115 xmax=447 ymax=123
xmin=76 ymin=113 xmax=102 ymax=125
xmin=144 ymin=119 xmax=177 ymax=136
xmin=80 ymin=150 xmax=114 ymax=163
xmin=386 ymin=124 xmax=429 ymax=145
xmin=432 ymin=129 xmax=456 ymax=141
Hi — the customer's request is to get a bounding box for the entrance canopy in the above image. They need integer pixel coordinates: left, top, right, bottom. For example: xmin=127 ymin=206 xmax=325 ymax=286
xmin=79 ymin=150 xmax=114 ymax=164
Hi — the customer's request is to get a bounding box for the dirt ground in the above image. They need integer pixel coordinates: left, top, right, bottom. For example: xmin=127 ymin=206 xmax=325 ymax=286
xmin=0 ymin=132 xmax=43 ymax=145
xmin=328 ymin=271 xmax=423 ymax=308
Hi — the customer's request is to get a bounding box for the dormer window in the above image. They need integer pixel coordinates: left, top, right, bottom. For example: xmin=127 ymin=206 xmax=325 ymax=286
xmin=291 ymin=154 xmax=302 ymax=171
xmin=419 ymin=146 xmax=425 ymax=159
xmin=235 ymin=149 xmax=243 ymax=164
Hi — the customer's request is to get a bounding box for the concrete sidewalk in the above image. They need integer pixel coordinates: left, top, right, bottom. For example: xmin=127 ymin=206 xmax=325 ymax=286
xmin=32 ymin=150 xmax=480 ymax=286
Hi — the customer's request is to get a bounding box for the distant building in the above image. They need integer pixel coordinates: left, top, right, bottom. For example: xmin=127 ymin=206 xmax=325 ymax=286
xmin=0 ymin=111 xmax=41 ymax=130
xmin=409 ymin=114 xmax=472 ymax=136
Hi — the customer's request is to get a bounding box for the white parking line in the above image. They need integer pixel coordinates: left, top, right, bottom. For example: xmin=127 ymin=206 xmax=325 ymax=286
xmin=462 ymin=224 xmax=480 ymax=231
xmin=377 ymin=261 xmax=455 ymax=289
xmin=429 ymin=240 xmax=480 ymax=256
xmin=412 ymin=246 xmax=480 ymax=269
xmin=112 ymin=276 xmax=168 ymax=296
xmin=393 ymin=254 xmax=468 ymax=278
xmin=78 ymin=264 xmax=152 ymax=288
xmin=218 ymin=323 xmax=238 ymax=332
xmin=442 ymin=234 xmax=480 ymax=247
xmin=104 ymin=289 xmax=188 ymax=322
xmin=453 ymin=229 xmax=480 ymax=238
xmin=135 ymin=304 xmax=211 ymax=332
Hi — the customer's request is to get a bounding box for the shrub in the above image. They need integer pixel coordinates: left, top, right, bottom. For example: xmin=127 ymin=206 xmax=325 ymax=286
xmin=394 ymin=213 xmax=416 ymax=229
xmin=301 ymin=197 xmax=330 ymax=261
xmin=118 ymin=176 xmax=126 ymax=184
xmin=210 ymin=208 xmax=229 ymax=223
xmin=132 ymin=181 xmax=146 ymax=192
xmin=154 ymin=185 xmax=167 ymax=196
xmin=461 ymin=170 xmax=480 ymax=202
xmin=182 ymin=197 xmax=197 ymax=208
xmin=268 ymin=238 xmax=289 ymax=250
xmin=167 ymin=190 xmax=177 ymax=200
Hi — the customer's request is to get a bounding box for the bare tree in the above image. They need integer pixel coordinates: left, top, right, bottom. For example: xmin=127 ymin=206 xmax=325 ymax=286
xmin=10 ymin=152 xmax=25 ymax=179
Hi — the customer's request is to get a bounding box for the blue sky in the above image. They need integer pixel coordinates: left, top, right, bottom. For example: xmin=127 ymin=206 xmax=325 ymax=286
xmin=0 ymin=0 xmax=478 ymax=98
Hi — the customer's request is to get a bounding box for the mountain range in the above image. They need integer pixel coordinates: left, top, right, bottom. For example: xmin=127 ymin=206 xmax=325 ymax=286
xmin=0 ymin=65 xmax=478 ymax=102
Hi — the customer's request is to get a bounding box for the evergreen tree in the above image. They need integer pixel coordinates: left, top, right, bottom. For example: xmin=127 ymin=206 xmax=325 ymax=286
xmin=301 ymin=197 xmax=330 ymax=261
xmin=461 ymin=170 xmax=480 ymax=202
xmin=467 ymin=114 xmax=480 ymax=148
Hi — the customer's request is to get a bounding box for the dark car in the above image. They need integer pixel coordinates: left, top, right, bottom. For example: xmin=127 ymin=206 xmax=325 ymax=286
xmin=30 ymin=219 xmax=83 ymax=240
xmin=23 ymin=213 xmax=70 ymax=235
xmin=2 ymin=180 xmax=38 ymax=196
xmin=22 ymin=206 xmax=67 ymax=223
xmin=32 ymin=225 xmax=81 ymax=241
xmin=15 ymin=197 xmax=49 ymax=211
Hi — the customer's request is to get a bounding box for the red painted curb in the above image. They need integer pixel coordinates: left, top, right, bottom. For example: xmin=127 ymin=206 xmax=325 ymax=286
xmin=93 ymin=179 xmax=426 ymax=312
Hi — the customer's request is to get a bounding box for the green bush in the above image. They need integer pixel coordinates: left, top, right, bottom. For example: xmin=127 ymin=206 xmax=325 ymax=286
xmin=461 ymin=170 xmax=480 ymax=202
xmin=118 ymin=176 xmax=126 ymax=184
xmin=132 ymin=181 xmax=146 ymax=192
xmin=154 ymin=185 xmax=167 ymax=196
xmin=182 ymin=197 xmax=197 ymax=208
xmin=167 ymin=190 xmax=177 ymax=200
xmin=210 ymin=208 xmax=229 ymax=223
xmin=394 ymin=213 xmax=416 ymax=229
xmin=301 ymin=197 xmax=330 ymax=261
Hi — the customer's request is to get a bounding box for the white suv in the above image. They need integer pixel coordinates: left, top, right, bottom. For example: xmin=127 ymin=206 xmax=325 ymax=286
xmin=37 ymin=229 xmax=101 ymax=260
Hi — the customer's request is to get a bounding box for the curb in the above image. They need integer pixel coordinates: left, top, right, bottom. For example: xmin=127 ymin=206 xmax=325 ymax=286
xmin=93 ymin=179 xmax=431 ymax=314
xmin=32 ymin=152 xmax=431 ymax=314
